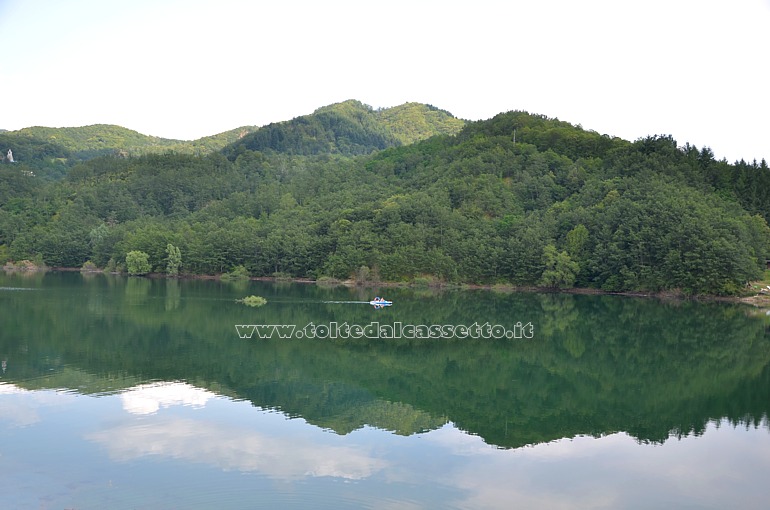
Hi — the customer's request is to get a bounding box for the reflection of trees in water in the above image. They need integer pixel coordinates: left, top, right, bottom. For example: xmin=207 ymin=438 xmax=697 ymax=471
xmin=0 ymin=270 xmax=45 ymax=284
xmin=2 ymin=273 xmax=769 ymax=449
xmin=537 ymin=292 xmax=579 ymax=334
xmin=125 ymin=276 xmax=151 ymax=299
xmin=165 ymin=279 xmax=180 ymax=311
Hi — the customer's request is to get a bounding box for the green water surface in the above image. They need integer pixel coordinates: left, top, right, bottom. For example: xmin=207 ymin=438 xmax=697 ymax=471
xmin=1 ymin=272 xmax=768 ymax=509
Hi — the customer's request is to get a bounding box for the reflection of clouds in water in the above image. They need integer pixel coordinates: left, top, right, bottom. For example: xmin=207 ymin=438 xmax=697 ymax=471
xmin=86 ymin=417 xmax=387 ymax=480
xmin=120 ymin=381 xmax=216 ymax=415
xmin=0 ymin=383 xmax=75 ymax=427
xmin=0 ymin=383 xmax=26 ymax=395
xmin=422 ymin=423 xmax=498 ymax=457
xmin=425 ymin=422 xmax=770 ymax=510
xmin=0 ymin=383 xmax=39 ymax=427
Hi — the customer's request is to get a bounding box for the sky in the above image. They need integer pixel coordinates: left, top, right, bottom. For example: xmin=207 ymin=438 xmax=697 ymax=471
xmin=1 ymin=0 xmax=768 ymax=162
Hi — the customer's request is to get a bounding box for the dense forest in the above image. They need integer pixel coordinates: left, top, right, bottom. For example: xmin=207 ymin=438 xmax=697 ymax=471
xmin=1 ymin=100 xmax=769 ymax=295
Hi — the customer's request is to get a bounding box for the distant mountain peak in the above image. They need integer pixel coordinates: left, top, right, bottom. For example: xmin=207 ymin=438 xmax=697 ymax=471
xmin=1 ymin=100 xmax=465 ymax=165
xmin=223 ymin=100 xmax=465 ymax=158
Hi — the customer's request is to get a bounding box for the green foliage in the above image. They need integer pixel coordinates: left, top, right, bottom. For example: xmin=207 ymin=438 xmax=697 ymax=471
xmin=13 ymin=124 xmax=180 ymax=159
xmin=223 ymin=100 xmax=465 ymax=159
xmin=224 ymin=100 xmax=396 ymax=158
xmin=125 ymin=250 xmax=151 ymax=275
xmin=566 ymin=224 xmax=589 ymax=258
xmin=166 ymin=243 xmax=182 ymax=276
xmin=4 ymin=124 xmax=261 ymax=161
xmin=31 ymin=253 xmax=47 ymax=268
xmin=539 ymin=244 xmax=579 ymax=288
xmin=378 ymin=102 xmax=465 ymax=144
xmin=237 ymin=295 xmax=267 ymax=307
xmin=411 ymin=275 xmax=441 ymax=288
xmin=1 ymin=104 xmax=769 ymax=294
xmin=221 ymin=265 xmax=250 ymax=281
xmin=80 ymin=260 xmax=98 ymax=272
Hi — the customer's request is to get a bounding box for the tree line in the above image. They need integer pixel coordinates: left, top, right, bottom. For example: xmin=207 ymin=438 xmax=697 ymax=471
xmin=0 ymin=108 xmax=768 ymax=295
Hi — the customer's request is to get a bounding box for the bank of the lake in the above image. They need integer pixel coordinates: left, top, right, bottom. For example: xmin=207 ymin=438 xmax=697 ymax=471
xmin=29 ymin=266 xmax=770 ymax=310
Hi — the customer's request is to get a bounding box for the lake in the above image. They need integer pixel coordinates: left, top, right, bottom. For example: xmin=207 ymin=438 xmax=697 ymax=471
xmin=1 ymin=271 xmax=769 ymax=509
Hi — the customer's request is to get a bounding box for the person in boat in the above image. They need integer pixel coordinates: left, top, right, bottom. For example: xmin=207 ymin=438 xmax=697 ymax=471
xmin=374 ymin=296 xmax=382 ymax=302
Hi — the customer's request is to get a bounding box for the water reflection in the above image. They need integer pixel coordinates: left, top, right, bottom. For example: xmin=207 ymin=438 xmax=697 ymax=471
xmin=2 ymin=378 xmax=768 ymax=510
xmin=120 ymin=381 xmax=215 ymax=415
xmin=87 ymin=415 xmax=387 ymax=480
xmin=1 ymin=272 xmax=770 ymax=508
xmin=0 ymin=382 xmax=41 ymax=427
xmin=1 ymin=272 xmax=769 ymax=450
xmin=422 ymin=420 xmax=770 ymax=509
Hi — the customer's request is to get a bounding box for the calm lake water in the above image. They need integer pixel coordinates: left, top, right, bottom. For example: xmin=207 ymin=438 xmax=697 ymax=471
xmin=1 ymin=271 xmax=769 ymax=509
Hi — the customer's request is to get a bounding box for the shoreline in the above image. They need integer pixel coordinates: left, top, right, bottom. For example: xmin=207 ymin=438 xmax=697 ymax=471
xmin=8 ymin=266 xmax=764 ymax=308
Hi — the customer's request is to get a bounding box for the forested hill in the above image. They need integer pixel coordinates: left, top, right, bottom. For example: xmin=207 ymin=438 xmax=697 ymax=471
xmin=0 ymin=124 xmax=258 ymax=178
xmin=222 ymin=100 xmax=465 ymax=158
xmin=0 ymin=107 xmax=769 ymax=295
xmin=11 ymin=124 xmax=184 ymax=157
xmin=0 ymin=100 xmax=463 ymax=178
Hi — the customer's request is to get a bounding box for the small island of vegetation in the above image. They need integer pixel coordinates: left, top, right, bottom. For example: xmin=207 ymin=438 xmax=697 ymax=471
xmin=237 ymin=295 xmax=268 ymax=307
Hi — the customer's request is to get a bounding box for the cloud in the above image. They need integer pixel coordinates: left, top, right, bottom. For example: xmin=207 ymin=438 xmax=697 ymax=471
xmin=0 ymin=383 xmax=76 ymax=427
xmin=119 ymin=381 xmax=216 ymax=415
xmin=87 ymin=415 xmax=387 ymax=480
xmin=427 ymin=422 xmax=770 ymax=509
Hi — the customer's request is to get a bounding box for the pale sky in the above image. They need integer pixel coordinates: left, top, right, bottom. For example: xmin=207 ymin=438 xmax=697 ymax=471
xmin=1 ymin=0 xmax=768 ymax=163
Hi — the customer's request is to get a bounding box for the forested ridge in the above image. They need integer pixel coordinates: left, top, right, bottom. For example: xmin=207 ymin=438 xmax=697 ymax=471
xmin=0 ymin=100 xmax=463 ymax=177
xmin=1 ymin=101 xmax=769 ymax=295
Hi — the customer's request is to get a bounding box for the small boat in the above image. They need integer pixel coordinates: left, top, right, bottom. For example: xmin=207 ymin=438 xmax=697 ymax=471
xmin=369 ymin=297 xmax=392 ymax=307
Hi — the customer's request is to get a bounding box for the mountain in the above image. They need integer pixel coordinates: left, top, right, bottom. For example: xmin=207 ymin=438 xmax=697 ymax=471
xmin=0 ymin=100 xmax=463 ymax=173
xmin=222 ymin=99 xmax=465 ymax=159
xmin=5 ymin=124 xmax=262 ymax=159
xmin=0 ymin=123 xmax=261 ymax=179
xmin=12 ymin=124 xmax=183 ymax=158
xmin=181 ymin=125 xmax=261 ymax=153
xmin=1 ymin=104 xmax=768 ymax=294
xmin=379 ymin=102 xmax=466 ymax=144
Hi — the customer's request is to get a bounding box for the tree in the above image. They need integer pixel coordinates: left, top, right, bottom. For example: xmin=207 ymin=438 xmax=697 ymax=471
xmin=539 ymin=244 xmax=579 ymax=288
xmin=126 ymin=250 xmax=151 ymax=275
xmin=566 ymin=224 xmax=589 ymax=259
xmin=166 ymin=243 xmax=182 ymax=276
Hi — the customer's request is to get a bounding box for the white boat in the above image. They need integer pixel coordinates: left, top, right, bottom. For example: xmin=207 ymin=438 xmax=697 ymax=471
xmin=369 ymin=298 xmax=392 ymax=306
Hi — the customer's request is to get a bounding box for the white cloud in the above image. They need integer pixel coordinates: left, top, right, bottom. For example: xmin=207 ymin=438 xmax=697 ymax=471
xmin=0 ymin=383 xmax=78 ymax=427
xmin=120 ymin=381 xmax=216 ymax=415
xmin=425 ymin=421 xmax=770 ymax=510
xmin=87 ymin=415 xmax=388 ymax=480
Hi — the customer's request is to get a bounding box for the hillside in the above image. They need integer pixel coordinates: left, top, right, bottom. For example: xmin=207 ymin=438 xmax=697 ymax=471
xmin=379 ymin=102 xmax=465 ymax=144
xmin=0 ymin=100 xmax=462 ymax=175
xmin=13 ymin=124 xmax=182 ymax=157
xmin=0 ymin=105 xmax=769 ymax=295
xmin=223 ymin=99 xmax=465 ymax=158
xmin=180 ymin=125 xmax=261 ymax=153
xmin=3 ymin=124 xmax=261 ymax=159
